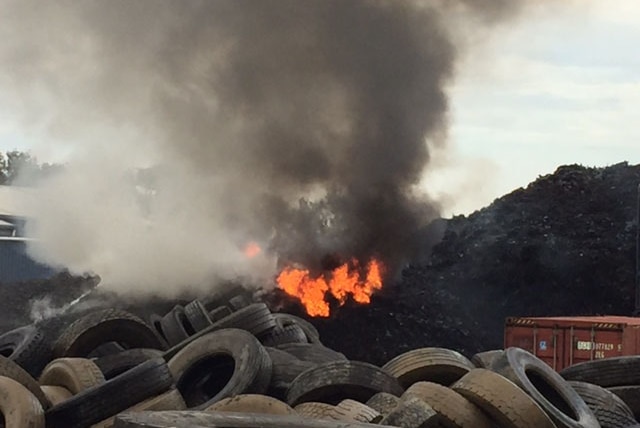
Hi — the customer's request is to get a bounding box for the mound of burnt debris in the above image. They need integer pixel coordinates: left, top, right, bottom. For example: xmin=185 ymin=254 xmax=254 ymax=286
xmin=1 ymin=162 xmax=639 ymax=366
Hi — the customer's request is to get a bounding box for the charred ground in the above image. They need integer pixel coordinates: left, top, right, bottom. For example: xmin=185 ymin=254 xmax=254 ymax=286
xmin=1 ymin=162 xmax=639 ymax=365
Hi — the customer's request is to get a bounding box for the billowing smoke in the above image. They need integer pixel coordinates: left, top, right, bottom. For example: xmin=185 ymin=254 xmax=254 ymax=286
xmin=0 ymin=0 xmax=534 ymax=296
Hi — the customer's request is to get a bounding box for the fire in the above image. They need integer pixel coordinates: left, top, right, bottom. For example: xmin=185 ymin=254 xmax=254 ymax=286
xmin=276 ymin=258 xmax=384 ymax=317
xmin=244 ymin=242 xmax=262 ymax=258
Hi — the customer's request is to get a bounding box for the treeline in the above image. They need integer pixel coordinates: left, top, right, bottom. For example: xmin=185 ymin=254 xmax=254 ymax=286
xmin=0 ymin=151 xmax=61 ymax=185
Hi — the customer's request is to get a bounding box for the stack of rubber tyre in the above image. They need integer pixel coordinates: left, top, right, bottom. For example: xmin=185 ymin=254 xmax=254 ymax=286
xmin=0 ymin=294 xmax=638 ymax=427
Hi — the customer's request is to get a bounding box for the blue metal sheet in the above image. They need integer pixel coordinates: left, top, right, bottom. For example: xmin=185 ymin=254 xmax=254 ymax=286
xmin=0 ymin=240 xmax=58 ymax=283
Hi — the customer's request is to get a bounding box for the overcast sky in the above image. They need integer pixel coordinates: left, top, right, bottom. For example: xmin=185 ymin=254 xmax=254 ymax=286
xmin=0 ymin=1 xmax=638 ymax=217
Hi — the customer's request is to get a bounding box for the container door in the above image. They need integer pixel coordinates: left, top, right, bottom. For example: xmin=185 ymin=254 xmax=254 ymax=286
xmin=564 ymin=327 xmax=623 ymax=369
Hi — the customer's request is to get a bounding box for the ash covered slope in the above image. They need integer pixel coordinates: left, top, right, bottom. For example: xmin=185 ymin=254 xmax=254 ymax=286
xmin=311 ymin=162 xmax=640 ymax=364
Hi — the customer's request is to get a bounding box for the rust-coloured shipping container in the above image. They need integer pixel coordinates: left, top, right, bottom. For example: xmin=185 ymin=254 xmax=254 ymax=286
xmin=504 ymin=316 xmax=640 ymax=371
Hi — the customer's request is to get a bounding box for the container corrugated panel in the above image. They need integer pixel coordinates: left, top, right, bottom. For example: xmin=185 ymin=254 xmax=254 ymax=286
xmin=505 ymin=315 xmax=640 ymax=372
xmin=0 ymin=239 xmax=58 ymax=283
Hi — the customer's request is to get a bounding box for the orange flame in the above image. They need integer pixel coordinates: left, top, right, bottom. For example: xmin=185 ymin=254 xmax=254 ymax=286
xmin=244 ymin=242 xmax=262 ymax=258
xmin=276 ymin=258 xmax=384 ymax=317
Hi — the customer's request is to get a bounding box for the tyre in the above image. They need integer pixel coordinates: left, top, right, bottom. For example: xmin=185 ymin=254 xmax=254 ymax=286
xmin=92 ymin=389 xmax=186 ymax=428
xmin=329 ymin=399 xmax=382 ymax=423
xmin=365 ymin=392 xmax=400 ymax=417
xmin=294 ymin=402 xmax=336 ymax=420
xmin=94 ymin=348 xmax=163 ymax=380
xmin=492 ymin=347 xmax=599 ymax=428
xmin=0 ymin=324 xmax=52 ymax=377
xmin=0 ymin=375 xmax=45 ymax=428
xmin=39 ymin=357 xmax=105 ymax=394
xmin=379 ymin=396 xmax=441 ymax=428
xmin=609 ymin=386 xmax=640 ymax=420
xmin=160 ymin=306 xmax=193 ymax=347
xmin=53 ymin=309 xmax=164 ymax=358
xmin=260 ymin=324 xmax=308 ymax=347
xmin=41 ymin=386 xmax=72 ymax=407
xmin=275 ymin=343 xmax=347 ymax=365
xmin=113 ymin=410 xmax=389 ymax=427
xmin=568 ymin=381 xmax=637 ymax=428
xmin=561 ymin=357 xmax=640 ymax=388
xmin=452 ymin=368 xmax=556 ymax=428
xmin=184 ymin=300 xmax=212 ymax=332
xmin=273 ymin=313 xmax=320 ymax=344
xmin=286 ymin=360 xmax=404 ymax=406
xmin=87 ymin=342 xmax=126 ymax=359
xmin=404 ymin=381 xmax=494 ymax=428
xmin=382 ymin=347 xmax=475 ymax=388
xmin=265 ymin=347 xmax=315 ymax=398
xmin=44 ymin=357 xmax=173 ymax=428
xmin=0 ymin=355 xmax=51 ymax=410
xmin=208 ymin=306 xmax=232 ymax=323
xmin=205 ymin=394 xmax=295 ymax=415
xmin=471 ymin=350 xmax=504 ymax=369
xmin=228 ymin=294 xmax=251 ymax=311
xmin=167 ymin=328 xmax=272 ymax=409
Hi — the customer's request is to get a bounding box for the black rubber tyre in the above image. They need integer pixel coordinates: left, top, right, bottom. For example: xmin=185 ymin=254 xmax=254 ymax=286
xmin=162 ymin=303 xmax=277 ymax=360
xmin=113 ymin=410 xmax=396 ymax=427
xmin=492 ymin=347 xmax=599 ymax=428
xmin=94 ymin=348 xmax=163 ymax=379
xmin=286 ymin=360 xmax=404 ymax=406
xmin=273 ymin=313 xmax=321 ymax=344
xmin=609 ymin=386 xmax=640 ymax=420
xmin=260 ymin=324 xmax=308 ymax=347
xmin=44 ymin=357 xmax=173 ymax=428
xmin=183 ymin=300 xmax=212 ymax=332
xmin=471 ymin=350 xmax=504 ymax=369
xmin=275 ymin=343 xmax=347 ymax=364
xmin=208 ymin=306 xmax=232 ymax=322
xmin=265 ymin=347 xmax=315 ymax=399
xmin=167 ymin=328 xmax=272 ymax=409
xmin=452 ymin=368 xmax=556 ymax=428
xmin=53 ymin=309 xmax=165 ymax=358
xmin=87 ymin=342 xmax=126 ymax=359
xmin=382 ymin=347 xmax=475 ymax=388
xmin=365 ymin=392 xmax=400 ymax=417
xmin=228 ymin=294 xmax=251 ymax=311
xmin=561 ymin=357 xmax=640 ymax=388
xmin=0 ymin=324 xmax=52 ymax=377
xmin=0 ymin=355 xmax=51 ymax=410
xmin=569 ymin=381 xmax=637 ymax=428
xmin=379 ymin=396 xmax=441 ymax=428
xmin=160 ymin=306 xmax=193 ymax=347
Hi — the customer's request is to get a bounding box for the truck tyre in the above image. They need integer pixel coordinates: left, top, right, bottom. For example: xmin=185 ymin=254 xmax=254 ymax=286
xmin=167 ymin=328 xmax=272 ymax=409
xmin=40 ymin=357 xmax=105 ymax=394
xmin=184 ymin=300 xmax=212 ymax=332
xmin=404 ymin=381 xmax=494 ymax=428
xmin=148 ymin=314 xmax=167 ymax=344
xmin=160 ymin=306 xmax=193 ymax=347
xmin=329 ymin=399 xmax=382 ymax=423
xmin=41 ymin=386 xmax=72 ymax=406
xmin=0 ymin=355 xmax=51 ymax=410
xmin=53 ymin=309 xmax=165 ymax=357
xmin=493 ymin=347 xmax=600 ymax=428
xmin=228 ymin=294 xmax=251 ymax=311
xmin=275 ymin=343 xmax=347 ymax=364
xmin=208 ymin=306 xmax=232 ymax=322
xmin=452 ymin=368 xmax=556 ymax=428
xmin=0 ymin=375 xmax=45 ymax=428
xmin=44 ymin=358 xmax=173 ymax=428
xmin=365 ymin=392 xmax=401 ymax=417
xmin=205 ymin=394 xmax=295 ymax=415
xmin=113 ymin=410 xmax=395 ymax=427
xmin=91 ymin=389 xmax=186 ymax=428
xmin=561 ymin=357 xmax=640 ymax=387
xmin=273 ymin=313 xmax=321 ymax=344
xmin=0 ymin=324 xmax=52 ymax=377
xmin=609 ymin=386 xmax=640 ymax=420
xmin=379 ymin=396 xmax=441 ymax=428
xmin=471 ymin=350 xmax=504 ymax=369
xmin=569 ymin=381 xmax=637 ymax=428
xmin=382 ymin=347 xmax=475 ymax=388
xmin=94 ymin=348 xmax=163 ymax=379
xmin=286 ymin=360 xmax=404 ymax=406
xmin=294 ymin=402 xmax=336 ymax=420
xmin=265 ymin=347 xmax=315 ymax=399
xmin=260 ymin=324 xmax=308 ymax=347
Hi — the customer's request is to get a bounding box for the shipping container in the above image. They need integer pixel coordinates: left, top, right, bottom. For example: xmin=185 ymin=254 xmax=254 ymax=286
xmin=0 ymin=238 xmax=58 ymax=283
xmin=504 ymin=315 xmax=640 ymax=371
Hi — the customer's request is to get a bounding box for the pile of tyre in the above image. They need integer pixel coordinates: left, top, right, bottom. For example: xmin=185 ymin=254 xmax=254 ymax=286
xmin=0 ymin=295 xmax=639 ymax=427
